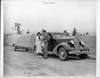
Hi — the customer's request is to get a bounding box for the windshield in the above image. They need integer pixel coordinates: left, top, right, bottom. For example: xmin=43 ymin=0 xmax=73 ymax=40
xmin=53 ymin=33 xmax=67 ymax=38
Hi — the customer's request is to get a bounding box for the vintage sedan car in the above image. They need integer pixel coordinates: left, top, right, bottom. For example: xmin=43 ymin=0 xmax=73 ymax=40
xmin=47 ymin=32 xmax=90 ymax=61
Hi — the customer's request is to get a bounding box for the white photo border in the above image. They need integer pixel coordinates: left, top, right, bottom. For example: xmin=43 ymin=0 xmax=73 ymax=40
xmin=0 ymin=0 xmax=100 ymax=77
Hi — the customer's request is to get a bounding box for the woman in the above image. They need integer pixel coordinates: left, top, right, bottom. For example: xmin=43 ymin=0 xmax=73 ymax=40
xmin=35 ymin=32 xmax=42 ymax=57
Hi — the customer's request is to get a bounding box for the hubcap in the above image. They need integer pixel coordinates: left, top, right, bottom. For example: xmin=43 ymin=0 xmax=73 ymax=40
xmin=61 ymin=51 xmax=65 ymax=57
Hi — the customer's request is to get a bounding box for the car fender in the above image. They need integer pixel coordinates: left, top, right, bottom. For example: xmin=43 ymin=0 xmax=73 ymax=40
xmin=53 ymin=42 xmax=71 ymax=55
xmin=83 ymin=43 xmax=90 ymax=51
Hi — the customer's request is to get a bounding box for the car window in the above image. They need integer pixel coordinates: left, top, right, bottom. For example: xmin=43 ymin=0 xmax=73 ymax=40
xmin=53 ymin=33 xmax=67 ymax=38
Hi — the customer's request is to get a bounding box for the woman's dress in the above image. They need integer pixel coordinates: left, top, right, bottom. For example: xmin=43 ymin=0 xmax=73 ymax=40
xmin=35 ymin=36 xmax=42 ymax=54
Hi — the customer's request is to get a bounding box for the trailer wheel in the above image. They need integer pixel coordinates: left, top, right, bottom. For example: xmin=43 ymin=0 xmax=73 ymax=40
xmin=13 ymin=44 xmax=15 ymax=49
xmin=14 ymin=46 xmax=17 ymax=51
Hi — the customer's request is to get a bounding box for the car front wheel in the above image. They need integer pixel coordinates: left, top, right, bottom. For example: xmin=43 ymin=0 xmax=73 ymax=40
xmin=58 ymin=47 xmax=68 ymax=61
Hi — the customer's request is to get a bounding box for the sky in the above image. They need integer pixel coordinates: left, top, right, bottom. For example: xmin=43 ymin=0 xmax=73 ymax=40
xmin=3 ymin=0 xmax=96 ymax=35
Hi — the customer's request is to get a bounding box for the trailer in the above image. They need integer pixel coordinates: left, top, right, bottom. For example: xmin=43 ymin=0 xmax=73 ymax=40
xmin=7 ymin=33 xmax=36 ymax=51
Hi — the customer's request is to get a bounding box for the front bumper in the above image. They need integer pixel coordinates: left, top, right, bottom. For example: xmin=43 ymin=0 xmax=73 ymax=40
xmin=69 ymin=51 xmax=91 ymax=55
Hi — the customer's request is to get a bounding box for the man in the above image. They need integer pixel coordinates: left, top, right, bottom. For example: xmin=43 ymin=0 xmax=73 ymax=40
xmin=41 ymin=30 xmax=50 ymax=59
xmin=63 ymin=30 xmax=69 ymax=36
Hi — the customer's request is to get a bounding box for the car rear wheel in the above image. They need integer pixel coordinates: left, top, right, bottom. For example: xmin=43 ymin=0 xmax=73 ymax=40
xmin=79 ymin=54 xmax=88 ymax=59
xmin=34 ymin=45 xmax=36 ymax=51
xmin=58 ymin=47 xmax=68 ymax=61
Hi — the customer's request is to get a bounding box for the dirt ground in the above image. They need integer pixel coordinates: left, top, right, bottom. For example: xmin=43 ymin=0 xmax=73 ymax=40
xmin=4 ymin=46 xmax=96 ymax=77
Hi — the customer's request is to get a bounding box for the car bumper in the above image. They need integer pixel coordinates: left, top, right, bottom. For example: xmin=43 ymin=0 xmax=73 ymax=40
xmin=69 ymin=51 xmax=91 ymax=55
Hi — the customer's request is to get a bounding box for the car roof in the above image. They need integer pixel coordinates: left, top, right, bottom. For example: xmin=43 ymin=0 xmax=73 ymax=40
xmin=47 ymin=32 xmax=76 ymax=39
xmin=47 ymin=32 xmax=66 ymax=34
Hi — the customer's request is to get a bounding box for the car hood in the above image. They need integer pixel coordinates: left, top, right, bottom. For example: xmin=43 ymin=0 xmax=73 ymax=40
xmin=55 ymin=37 xmax=76 ymax=42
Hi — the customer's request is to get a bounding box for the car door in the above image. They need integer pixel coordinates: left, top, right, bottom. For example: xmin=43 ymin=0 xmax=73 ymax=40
xmin=47 ymin=33 xmax=56 ymax=51
xmin=48 ymin=38 xmax=56 ymax=51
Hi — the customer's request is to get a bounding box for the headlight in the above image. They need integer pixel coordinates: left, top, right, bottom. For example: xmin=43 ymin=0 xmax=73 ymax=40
xmin=70 ymin=40 xmax=74 ymax=44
